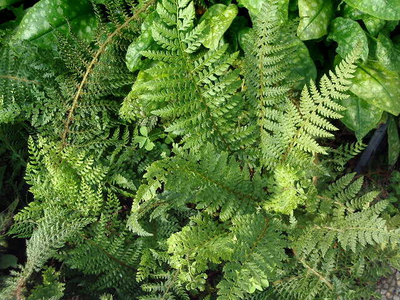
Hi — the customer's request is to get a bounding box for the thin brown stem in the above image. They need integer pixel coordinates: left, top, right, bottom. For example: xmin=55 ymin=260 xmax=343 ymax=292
xmin=61 ymin=0 xmax=156 ymax=146
xmin=0 ymin=75 xmax=39 ymax=85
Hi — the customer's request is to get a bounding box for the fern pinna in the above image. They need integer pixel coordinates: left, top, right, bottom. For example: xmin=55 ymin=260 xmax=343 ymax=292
xmin=0 ymin=0 xmax=399 ymax=299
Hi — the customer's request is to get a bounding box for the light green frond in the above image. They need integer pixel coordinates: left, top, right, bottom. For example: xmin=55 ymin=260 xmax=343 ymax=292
xmin=217 ymin=214 xmax=287 ymax=299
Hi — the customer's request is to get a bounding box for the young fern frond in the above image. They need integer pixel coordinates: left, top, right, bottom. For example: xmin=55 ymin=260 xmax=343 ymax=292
xmin=327 ymin=140 xmax=366 ymax=172
xmin=296 ymin=173 xmax=400 ymax=257
xmin=217 ymin=214 xmax=287 ymax=300
xmin=167 ymin=215 xmax=232 ymax=291
xmin=139 ymin=270 xmax=190 ymax=300
xmin=243 ymin=6 xmax=298 ymax=164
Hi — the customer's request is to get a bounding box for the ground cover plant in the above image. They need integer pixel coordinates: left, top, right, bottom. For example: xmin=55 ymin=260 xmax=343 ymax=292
xmin=0 ymin=0 xmax=400 ymax=299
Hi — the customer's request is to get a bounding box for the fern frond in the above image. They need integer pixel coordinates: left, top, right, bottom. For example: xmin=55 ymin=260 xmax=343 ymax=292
xmin=167 ymin=214 xmax=232 ymax=291
xmin=327 ymin=140 xmax=366 ymax=172
xmin=280 ymin=47 xmax=361 ymax=167
xmin=243 ymin=6 xmax=361 ymax=170
xmin=296 ymin=174 xmax=400 ymax=258
xmin=128 ymin=145 xmax=264 ymax=237
xmin=217 ymin=214 xmax=287 ymax=299
xmin=1 ymin=210 xmax=93 ymax=300
xmin=122 ymin=0 xmax=251 ymax=154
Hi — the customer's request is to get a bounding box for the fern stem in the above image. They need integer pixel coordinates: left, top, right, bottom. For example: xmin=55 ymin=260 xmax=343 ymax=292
xmin=298 ymin=257 xmax=333 ymax=290
xmin=0 ymin=75 xmax=39 ymax=85
xmin=160 ymin=269 xmax=181 ymax=300
xmin=61 ymin=0 xmax=157 ymax=147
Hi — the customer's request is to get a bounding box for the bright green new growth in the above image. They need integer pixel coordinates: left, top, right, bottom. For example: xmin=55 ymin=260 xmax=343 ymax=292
xmin=0 ymin=0 xmax=399 ymax=299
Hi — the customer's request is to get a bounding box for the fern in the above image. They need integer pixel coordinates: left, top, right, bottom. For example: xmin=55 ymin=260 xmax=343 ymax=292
xmin=0 ymin=210 xmax=93 ymax=300
xmin=27 ymin=267 xmax=65 ymax=300
xmin=121 ymin=0 xmax=252 ymax=153
xmin=58 ymin=194 xmax=144 ymax=298
xmin=59 ymin=0 xmax=157 ymax=147
xmin=128 ymin=144 xmax=264 ymax=237
xmin=243 ymin=5 xmax=361 ymax=170
xmin=1 ymin=0 xmax=398 ymax=299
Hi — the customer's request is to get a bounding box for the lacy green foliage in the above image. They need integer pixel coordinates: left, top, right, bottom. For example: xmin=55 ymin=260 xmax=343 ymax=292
xmin=130 ymin=144 xmax=399 ymax=299
xmin=0 ymin=43 xmax=62 ymax=127
xmin=129 ymin=146 xmax=289 ymax=298
xmin=262 ymin=173 xmax=399 ymax=300
xmin=129 ymin=145 xmax=264 ymax=232
xmin=243 ymin=6 xmax=360 ymax=170
xmin=1 ymin=0 xmax=400 ymax=299
xmin=27 ymin=267 xmax=65 ymax=300
xmin=326 ymin=140 xmax=366 ymax=172
xmin=121 ymin=0 xmax=253 ymax=153
xmin=0 ymin=210 xmax=93 ymax=299
xmin=58 ymin=193 xmax=143 ymax=298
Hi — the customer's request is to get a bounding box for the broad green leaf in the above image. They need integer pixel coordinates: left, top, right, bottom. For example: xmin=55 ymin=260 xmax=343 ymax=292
xmin=0 ymin=254 xmax=17 ymax=269
xmin=343 ymin=4 xmax=366 ymax=19
xmin=350 ymin=61 xmax=400 ymax=116
xmin=344 ymin=0 xmax=400 ymax=20
xmin=343 ymin=5 xmax=396 ymax=36
xmin=199 ymin=4 xmax=238 ymax=49
xmin=140 ymin=126 xmax=149 ymax=137
xmin=388 ymin=115 xmax=400 ymax=166
xmin=339 ymin=93 xmax=383 ymax=140
xmin=297 ymin=0 xmax=334 ymax=41
xmin=126 ymin=12 xmax=158 ymax=72
xmin=12 ymin=0 xmax=96 ymax=48
xmin=328 ymin=17 xmax=369 ymax=62
xmin=286 ymin=38 xmax=317 ymax=89
xmin=376 ymin=33 xmax=400 ymax=72
xmin=362 ymin=15 xmax=386 ymax=35
xmin=238 ymin=0 xmax=289 ymax=20
xmin=238 ymin=27 xmax=252 ymax=53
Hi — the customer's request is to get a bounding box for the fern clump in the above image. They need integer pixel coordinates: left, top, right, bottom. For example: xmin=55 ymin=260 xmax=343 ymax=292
xmin=0 ymin=0 xmax=399 ymax=299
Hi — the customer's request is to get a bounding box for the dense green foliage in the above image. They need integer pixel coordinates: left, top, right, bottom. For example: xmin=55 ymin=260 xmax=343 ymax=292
xmin=0 ymin=0 xmax=399 ymax=299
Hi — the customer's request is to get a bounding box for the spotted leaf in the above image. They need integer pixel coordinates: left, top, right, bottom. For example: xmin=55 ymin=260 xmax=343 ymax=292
xmin=199 ymin=3 xmax=238 ymax=49
xmin=350 ymin=61 xmax=400 ymax=116
xmin=328 ymin=17 xmax=369 ymax=62
xmin=12 ymin=0 xmax=97 ymax=49
xmin=344 ymin=0 xmax=400 ymax=20
xmin=297 ymin=0 xmax=334 ymax=41
xmin=238 ymin=0 xmax=289 ymax=21
xmin=339 ymin=93 xmax=383 ymax=140
xmin=126 ymin=12 xmax=158 ymax=72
